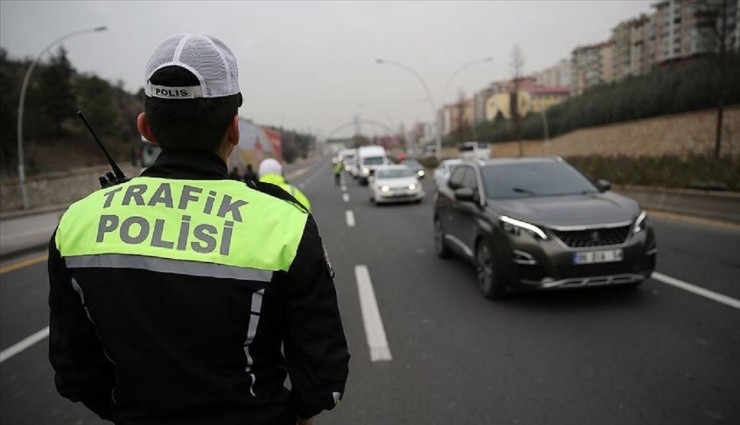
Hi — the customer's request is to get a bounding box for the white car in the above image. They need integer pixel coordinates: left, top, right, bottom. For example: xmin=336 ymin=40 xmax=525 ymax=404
xmin=433 ymin=158 xmax=463 ymax=190
xmin=369 ymin=165 xmax=425 ymax=204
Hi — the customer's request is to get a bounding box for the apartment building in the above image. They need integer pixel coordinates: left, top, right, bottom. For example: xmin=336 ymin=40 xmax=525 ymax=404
xmin=533 ymin=59 xmax=572 ymax=88
xmin=473 ymin=86 xmax=497 ymax=124
xmin=485 ymin=77 xmax=569 ymax=120
xmin=652 ymin=0 xmax=713 ymax=63
xmin=432 ymin=0 xmax=737 ymax=134
xmin=571 ymin=41 xmax=613 ymax=96
xmin=438 ymin=99 xmax=474 ymax=137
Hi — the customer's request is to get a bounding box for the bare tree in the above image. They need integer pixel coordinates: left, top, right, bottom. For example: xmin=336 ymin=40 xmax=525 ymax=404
xmin=697 ymin=0 xmax=738 ymax=157
xmin=510 ymin=44 xmax=525 ymax=156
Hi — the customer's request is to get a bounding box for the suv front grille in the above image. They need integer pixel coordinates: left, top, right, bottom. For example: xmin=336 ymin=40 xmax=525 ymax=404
xmin=552 ymin=226 xmax=631 ymax=248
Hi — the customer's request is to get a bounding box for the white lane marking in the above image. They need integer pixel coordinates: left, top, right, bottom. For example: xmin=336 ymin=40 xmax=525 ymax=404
xmin=299 ymin=158 xmax=332 ymax=188
xmin=345 ymin=210 xmax=355 ymax=227
xmin=341 ymin=185 xmax=347 ymax=192
xmin=355 ymin=265 xmax=392 ymax=362
xmin=652 ymin=272 xmax=740 ymax=310
xmin=285 ymin=167 xmax=311 ymax=179
xmin=0 ymin=327 xmax=49 ymax=363
xmin=343 ymin=193 xmax=350 ymax=202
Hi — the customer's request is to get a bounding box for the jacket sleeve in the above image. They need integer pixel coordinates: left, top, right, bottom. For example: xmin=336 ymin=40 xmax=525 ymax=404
xmin=48 ymin=229 xmax=116 ymax=420
xmin=280 ymin=215 xmax=350 ymax=419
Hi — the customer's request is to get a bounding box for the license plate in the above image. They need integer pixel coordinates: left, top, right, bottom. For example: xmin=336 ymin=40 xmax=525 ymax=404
xmin=573 ymin=249 xmax=623 ymax=264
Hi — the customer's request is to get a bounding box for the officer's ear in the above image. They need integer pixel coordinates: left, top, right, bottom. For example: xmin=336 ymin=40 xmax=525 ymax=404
xmin=226 ymin=115 xmax=239 ymax=147
xmin=137 ymin=113 xmax=158 ymax=145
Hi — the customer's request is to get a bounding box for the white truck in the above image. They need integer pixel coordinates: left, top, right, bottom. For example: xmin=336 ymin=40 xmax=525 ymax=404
xmin=356 ymin=145 xmax=389 ymax=185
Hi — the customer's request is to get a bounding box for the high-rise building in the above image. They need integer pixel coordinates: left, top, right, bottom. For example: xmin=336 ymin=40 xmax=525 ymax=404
xmin=533 ymin=59 xmax=572 ymax=88
xmin=651 ymin=0 xmax=738 ymax=64
xmin=571 ymin=41 xmax=613 ymax=96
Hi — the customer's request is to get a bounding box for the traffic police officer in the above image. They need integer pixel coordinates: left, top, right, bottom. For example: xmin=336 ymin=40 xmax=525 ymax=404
xmin=48 ymin=33 xmax=349 ymax=425
xmin=333 ymin=160 xmax=343 ymax=186
xmin=258 ymin=158 xmax=312 ymax=212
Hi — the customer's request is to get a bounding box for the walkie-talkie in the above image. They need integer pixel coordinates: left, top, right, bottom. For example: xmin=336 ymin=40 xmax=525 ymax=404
xmin=76 ymin=111 xmax=130 ymax=188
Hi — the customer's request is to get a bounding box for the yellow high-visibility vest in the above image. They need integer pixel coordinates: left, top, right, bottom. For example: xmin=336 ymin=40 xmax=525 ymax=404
xmin=56 ymin=177 xmax=308 ymax=277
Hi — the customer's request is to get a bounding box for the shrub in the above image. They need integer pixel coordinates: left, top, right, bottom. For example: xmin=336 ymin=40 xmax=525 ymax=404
xmin=567 ymin=154 xmax=740 ymax=191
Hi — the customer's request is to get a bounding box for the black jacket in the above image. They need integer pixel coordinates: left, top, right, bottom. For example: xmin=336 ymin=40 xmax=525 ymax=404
xmin=48 ymin=149 xmax=349 ymax=424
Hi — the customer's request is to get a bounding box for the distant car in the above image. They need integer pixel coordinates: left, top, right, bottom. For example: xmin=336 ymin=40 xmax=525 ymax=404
xmin=433 ymin=158 xmax=463 ymax=189
xmin=369 ymin=164 xmax=425 ymax=204
xmin=433 ymin=157 xmax=656 ymax=299
xmin=400 ymin=158 xmax=426 ymax=179
xmin=344 ymin=158 xmax=360 ymax=179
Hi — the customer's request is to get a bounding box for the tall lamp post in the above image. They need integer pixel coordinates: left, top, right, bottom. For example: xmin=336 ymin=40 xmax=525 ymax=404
xmin=375 ymin=58 xmax=441 ymax=160
xmin=541 ymin=109 xmax=550 ymax=155
xmin=377 ymin=57 xmax=494 ymax=160
xmin=16 ymin=26 xmax=107 ymax=209
xmin=441 ymin=57 xmax=494 ymax=108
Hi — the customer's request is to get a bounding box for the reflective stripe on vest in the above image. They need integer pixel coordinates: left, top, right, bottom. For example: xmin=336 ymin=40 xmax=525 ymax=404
xmin=56 ymin=177 xmax=307 ymax=273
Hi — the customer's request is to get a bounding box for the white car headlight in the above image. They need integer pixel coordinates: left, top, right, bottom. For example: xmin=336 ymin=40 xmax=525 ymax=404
xmin=408 ymin=183 xmax=417 ymax=190
xmin=362 ymin=167 xmax=370 ymax=175
xmin=632 ymin=210 xmax=647 ymax=234
xmin=500 ymin=215 xmax=548 ymax=240
xmin=417 ymin=170 xmax=425 ymax=177
xmin=380 ymin=185 xmax=390 ymax=192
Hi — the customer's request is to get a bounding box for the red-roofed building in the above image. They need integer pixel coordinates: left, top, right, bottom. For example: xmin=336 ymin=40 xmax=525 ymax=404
xmin=484 ymin=77 xmax=570 ymax=120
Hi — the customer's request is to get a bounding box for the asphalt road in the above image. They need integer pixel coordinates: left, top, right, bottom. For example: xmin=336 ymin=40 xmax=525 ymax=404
xmin=1 ymin=156 xmax=739 ymax=425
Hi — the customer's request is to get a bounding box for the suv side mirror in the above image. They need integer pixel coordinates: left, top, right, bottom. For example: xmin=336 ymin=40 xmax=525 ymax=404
xmin=597 ymin=179 xmax=611 ymax=191
xmin=454 ymin=187 xmax=476 ymax=202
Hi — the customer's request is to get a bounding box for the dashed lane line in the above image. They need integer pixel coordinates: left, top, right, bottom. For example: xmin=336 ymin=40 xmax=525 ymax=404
xmin=343 ymin=193 xmax=350 ymax=202
xmin=0 ymin=327 xmax=49 ymax=363
xmin=354 ymin=265 xmax=392 ymax=362
xmin=652 ymin=272 xmax=740 ymax=310
xmin=345 ymin=210 xmax=355 ymax=227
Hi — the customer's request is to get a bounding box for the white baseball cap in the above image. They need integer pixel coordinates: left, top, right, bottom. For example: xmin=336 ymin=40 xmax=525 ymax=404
xmin=259 ymin=158 xmax=283 ymax=177
xmin=144 ymin=33 xmax=240 ymax=99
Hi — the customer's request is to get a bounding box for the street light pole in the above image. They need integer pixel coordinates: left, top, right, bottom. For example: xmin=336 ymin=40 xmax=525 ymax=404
xmin=441 ymin=57 xmax=494 ymax=108
xmin=376 ymin=58 xmax=441 ymax=160
xmin=16 ymin=26 xmax=107 ymax=209
xmin=541 ymin=109 xmax=550 ymax=155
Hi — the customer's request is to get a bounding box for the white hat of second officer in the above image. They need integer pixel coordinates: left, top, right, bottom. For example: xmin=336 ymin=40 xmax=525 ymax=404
xmin=259 ymin=158 xmax=283 ymax=177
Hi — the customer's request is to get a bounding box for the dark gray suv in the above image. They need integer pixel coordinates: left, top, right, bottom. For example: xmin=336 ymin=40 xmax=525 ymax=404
xmin=433 ymin=157 xmax=656 ymax=299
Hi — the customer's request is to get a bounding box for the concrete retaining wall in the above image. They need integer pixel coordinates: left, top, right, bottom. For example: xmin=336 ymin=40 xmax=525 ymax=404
xmin=0 ymin=164 xmax=139 ymax=214
xmin=489 ymin=106 xmax=740 ymax=158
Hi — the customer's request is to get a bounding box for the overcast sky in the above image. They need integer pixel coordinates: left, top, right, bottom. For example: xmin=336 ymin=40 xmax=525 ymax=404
xmin=1 ymin=1 xmax=654 ymax=139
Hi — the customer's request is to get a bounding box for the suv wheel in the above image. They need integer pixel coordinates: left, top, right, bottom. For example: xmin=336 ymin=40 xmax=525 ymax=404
xmin=434 ymin=218 xmax=451 ymax=259
xmin=476 ymin=240 xmax=506 ymax=300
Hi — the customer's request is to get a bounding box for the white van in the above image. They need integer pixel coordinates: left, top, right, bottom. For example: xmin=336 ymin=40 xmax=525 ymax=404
xmin=458 ymin=141 xmax=491 ymax=160
xmin=356 ymin=145 xmax=389 ymax=185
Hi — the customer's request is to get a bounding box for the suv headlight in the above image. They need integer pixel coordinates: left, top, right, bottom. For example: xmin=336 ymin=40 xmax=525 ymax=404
xmin=380 ymin=185 xmax=390 ymax=192
xmin=632 ymin=210 xmax=647 ymax=234
xmin=408 ymin=183 xmax=417 ymax=190
xmin=500 ymin=215 xmax=548 ymax=240
xmin=362 ymin=167 xmax=370 ymax=175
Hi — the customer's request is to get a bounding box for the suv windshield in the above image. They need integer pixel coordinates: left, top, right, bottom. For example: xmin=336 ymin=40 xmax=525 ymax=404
xmin=480 ymin=162 xmax=599 ymax=199
xmin=377 ymin=168 xmax=414 ymax=179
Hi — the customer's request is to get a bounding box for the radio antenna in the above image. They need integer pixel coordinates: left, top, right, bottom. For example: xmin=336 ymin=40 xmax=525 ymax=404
xmin=76 ymin=111 xmax=127 ymax=181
